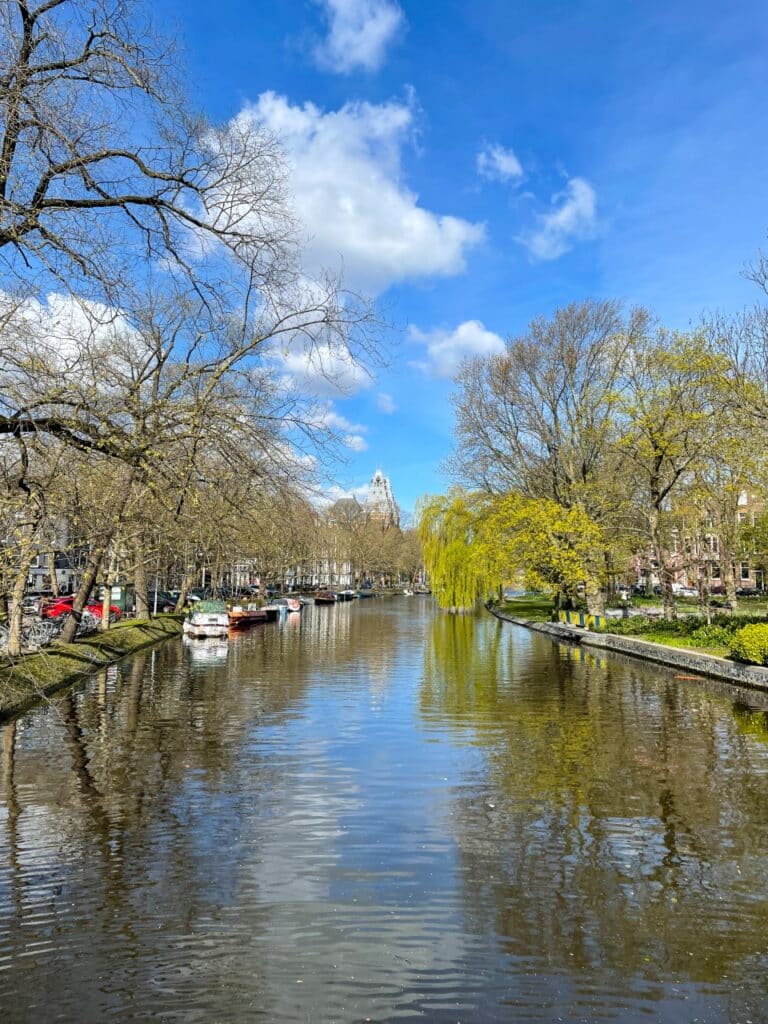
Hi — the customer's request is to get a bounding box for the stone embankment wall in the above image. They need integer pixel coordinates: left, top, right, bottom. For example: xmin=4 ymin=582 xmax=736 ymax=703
xmin=489 ymin=609 xmax=768 ymax=694
xmin=0 ymin=616 xmax=183 ymax=719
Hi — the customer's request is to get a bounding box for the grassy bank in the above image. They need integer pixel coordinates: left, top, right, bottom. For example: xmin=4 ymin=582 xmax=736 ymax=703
xmin=497 ymin=596 xmax=554 ymax=622
xmin=0 ymin=615 xmax=183 ymax=719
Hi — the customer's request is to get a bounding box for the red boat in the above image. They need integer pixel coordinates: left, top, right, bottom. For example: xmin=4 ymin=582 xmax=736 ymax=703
xmin=228 ymin=607 xmax=268 ymax=629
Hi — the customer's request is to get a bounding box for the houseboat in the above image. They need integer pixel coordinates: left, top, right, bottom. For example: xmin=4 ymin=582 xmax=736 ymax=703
xmin=228 ymin=604 xmax=268 ymax=629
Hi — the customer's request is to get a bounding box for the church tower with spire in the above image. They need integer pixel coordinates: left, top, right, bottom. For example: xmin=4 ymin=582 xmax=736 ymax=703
xmin=365 ymin=469 xmax=400 ymax=528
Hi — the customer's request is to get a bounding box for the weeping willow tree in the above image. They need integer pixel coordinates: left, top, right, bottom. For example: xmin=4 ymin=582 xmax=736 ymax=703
xmin=418 ymin=489 xmax=605 ymax=615
xmin=416 ymin=490 xmax=500 ymax=612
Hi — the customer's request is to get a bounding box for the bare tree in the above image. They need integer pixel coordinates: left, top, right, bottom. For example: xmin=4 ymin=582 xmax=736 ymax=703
xmin=0 ymin=0 xmax=294 ymax=300
xmin=449 ymin=300 xmax=644 ymax=520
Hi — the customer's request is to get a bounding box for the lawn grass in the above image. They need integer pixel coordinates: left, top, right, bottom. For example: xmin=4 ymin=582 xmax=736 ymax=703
xmin=498 ymin=596 xmax=554 ymax=622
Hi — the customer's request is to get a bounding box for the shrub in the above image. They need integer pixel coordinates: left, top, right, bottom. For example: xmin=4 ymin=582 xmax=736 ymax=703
xmin=730 ymin=623 xmax=768 ymax=665
xmin=689 ymin=625 xmax=733 ymax=647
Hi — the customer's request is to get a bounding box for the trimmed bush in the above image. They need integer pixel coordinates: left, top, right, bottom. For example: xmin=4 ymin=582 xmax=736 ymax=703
xmin=730 ymin=623 xmax=768 ymax=665
xmin=689 ymin=625 xmax=734 ymax=647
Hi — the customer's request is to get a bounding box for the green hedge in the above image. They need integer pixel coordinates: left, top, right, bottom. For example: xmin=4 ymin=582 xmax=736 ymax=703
xmin=596 ymin=613 xmax=768 ymax=640
xmin=730 ymin=623 xmax=768 ymax=665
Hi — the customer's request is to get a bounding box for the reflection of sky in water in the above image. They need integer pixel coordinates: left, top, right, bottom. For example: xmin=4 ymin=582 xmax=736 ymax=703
xmin=3 ymin=602 xmax=768 ymax=1022
xmin=183 ymin=635 xmax=230 ymax=665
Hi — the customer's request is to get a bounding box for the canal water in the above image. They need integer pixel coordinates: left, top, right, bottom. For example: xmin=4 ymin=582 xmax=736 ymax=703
xmin=2 ymin=599 xmax=768 ymax=1023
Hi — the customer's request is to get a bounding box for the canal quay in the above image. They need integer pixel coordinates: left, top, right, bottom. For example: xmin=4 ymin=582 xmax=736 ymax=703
xmin=3 ymin=598 xmax=768 ymax=1023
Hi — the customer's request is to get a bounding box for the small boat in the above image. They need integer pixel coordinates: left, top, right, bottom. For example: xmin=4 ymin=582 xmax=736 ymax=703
xmin=272 ymin=596 xmax=302 ymax=612
xmin=314 ymin=590 xmax=337 ymax=605
xmin=336 ymin=589 xmax=356 ymax=602
xmin=356 ymin=588 xmax=375 ymax=599
xmin=228 ymin=604 xmax=268 ymax=629
xmin=402 ymin=588 xmax=414 ymax=596
xmin=183 ymin=599 xmax=230 ymax=638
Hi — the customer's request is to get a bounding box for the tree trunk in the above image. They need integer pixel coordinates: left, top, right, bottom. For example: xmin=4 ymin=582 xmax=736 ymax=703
xmin=59 ymin=546 xmax=106 ymax=644
xmin=648 ymin=506 xmax=676 ymax=621
xmin=174 ymin=575 xmax=190 ymax=613
xmin=47 ymin=549 xmax=61 ymax=598
xmin=60 ymin=469 xmax=135 ymax=644
xmin=6 ymin=546 xmax=34 ymax=657
xmin=585 ymin=579 xmax=605 ymax=616
xmin=134 ymin=534 xmax=150 ymax=621
xmin=721 ymin=545 xmax=738 ymax=613
xmin=99 ymin=547 xmax=119 ymax=632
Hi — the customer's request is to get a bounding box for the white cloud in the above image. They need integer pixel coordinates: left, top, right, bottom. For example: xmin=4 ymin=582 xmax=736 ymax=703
xmin=312 ymin=405 xmax=369 ymax=451
xmin=344 ymin=433 xmax=368 ymax=452
xmin=519 ymin=176 xmax=597 ymax=260
xmin=314 ymin=0 xmax=404 ymax=73
xmin=477 ymin=143 xmax=523 ymax=183
xmin=409 ymin=319 xmax=506 ymax=379
xmin=238 ymin=93 xmax=485 ymax=294
xmin=376 ymin=392 xmax=396 ymax=413
xmin=318 ymin=481 xmax=372 ymax=507
xmin=276 ymin=339 xmax=372 ymax=398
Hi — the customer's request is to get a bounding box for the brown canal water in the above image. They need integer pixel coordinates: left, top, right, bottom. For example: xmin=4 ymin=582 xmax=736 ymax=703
xmin=2 ymin=599 xmax=768 ymax=1023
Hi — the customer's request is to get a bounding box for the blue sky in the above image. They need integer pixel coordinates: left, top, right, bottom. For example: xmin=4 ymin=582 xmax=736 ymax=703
xmin=159 ymin=0 xmax=768 ymax=517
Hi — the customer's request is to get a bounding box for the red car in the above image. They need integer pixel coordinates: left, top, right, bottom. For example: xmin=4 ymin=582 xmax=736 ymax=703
xmin=42 ymin=595 xmax=122 ymax=621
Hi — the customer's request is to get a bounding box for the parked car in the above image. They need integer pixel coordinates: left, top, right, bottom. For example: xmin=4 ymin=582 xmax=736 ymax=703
xmin=736 ymin=586 xmax=761 ymax=597
xmin=672 ymin=583 xmax=698 ymax=598
xmin=147 ymin=591 xmax=177 ymax=612
xmin=42 ymin=594 xmax=121 ymax=621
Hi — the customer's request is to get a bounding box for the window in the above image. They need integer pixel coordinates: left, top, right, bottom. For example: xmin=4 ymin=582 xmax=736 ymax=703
xmin=742 ymin=563 xmax=751 ymax=580
xmin=739 ymin=512 xmax=748 ymax=524
xmin=712 ymin=565 xmax=721 ymax=579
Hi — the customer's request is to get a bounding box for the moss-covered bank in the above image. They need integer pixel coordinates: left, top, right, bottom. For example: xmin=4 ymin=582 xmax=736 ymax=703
xmin=0 ymin=616 xmax=183 ymax=719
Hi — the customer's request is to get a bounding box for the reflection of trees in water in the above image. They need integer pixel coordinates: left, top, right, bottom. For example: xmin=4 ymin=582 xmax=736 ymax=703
xmin=0 ymin=640 xmax=304 ymax=1020
xmin=0 ymin=605 xmax=414 ymax=1019
xmin=421 ymin=614 xmax=768 ymax=984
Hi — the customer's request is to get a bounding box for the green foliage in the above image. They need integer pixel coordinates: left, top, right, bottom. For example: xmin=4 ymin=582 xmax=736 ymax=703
xmin=416 ymin=491 xmax=496 ymax=611
xmin=417 ymin=488 xmax=605 ymax=613
xmin=594 ymin=615 xmax=689 ymax=637
xmin=689 ymin=624 xmax=734 ymax=647
xmin=730 ymin=623 xmax=768 ymax=664
xmin=476 ymin=494 xmax=604 ymax=599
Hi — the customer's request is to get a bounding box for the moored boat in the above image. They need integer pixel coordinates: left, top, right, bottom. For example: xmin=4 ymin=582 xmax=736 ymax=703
xmin=356 ymin=588 xmax=375 ymax=599
xmin=183 ymin=599 xmax=230 ymax=638
xmin=273 ymin=596 xmax=302 ymax=612
xmin=336 ymin=589 xmax=356 ymax=602
xmin=314 ymin=590 xmax=337 ymax=605
xmin=228 ymin=605 xmax=268 ymax=629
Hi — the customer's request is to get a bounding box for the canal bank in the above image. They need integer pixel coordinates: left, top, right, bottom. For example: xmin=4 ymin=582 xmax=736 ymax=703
xmin=0 ymin=616 xmax=183 ymax=719
xmin=488 ymin=606 xmax=768 ymax=692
